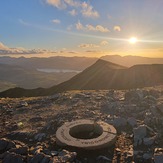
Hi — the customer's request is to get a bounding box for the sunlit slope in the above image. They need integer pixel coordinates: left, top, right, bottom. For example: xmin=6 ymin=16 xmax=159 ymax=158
xmin=0 ymin=59 xmax=163 ymax=98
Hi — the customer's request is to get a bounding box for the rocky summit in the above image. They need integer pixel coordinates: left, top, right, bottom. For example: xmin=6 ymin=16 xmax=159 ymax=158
xmin=0 ymin=86 xmax=163 ymax=163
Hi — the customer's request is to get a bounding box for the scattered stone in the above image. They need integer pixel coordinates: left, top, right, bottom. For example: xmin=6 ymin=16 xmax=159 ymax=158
xmin=112 ymin=117 xmax=127 ymax=127
xmin=30 ymin=153 xmax=45 ymax=163
xmin=157 ymin=102 xmax=163 ymax=114
xmin=0 ymin=138 xmax=16 ymax=153
xmin=143 ymin=153 xmax=152 ymax=160
xmin=51 ymin=151 xmax=58 ymax=156
xmin=53 ymin=150 xmax=77 ymax=162
xmin=9 ymin=146 xmax=29 ymax=155
xmin=96 ymin=155 xmax=112 ymax=162
xmin=143 ymin=136 xmax=156 ymax=146
xmin=3 ymin=152 xmax=24 ymax=163
xmin=20 ymin=101 xmax=28 ymax=107
xmin=154 ymin=148 xmax=163 ymax=163
xmin=34 ymin=133 xmax=46 ymax=141
xmin=125 ymin=90 xmax=144 ymax=102
xmin=0 ymin=139 xmax=8 ymax=152
xmin=133 ymin=125 xmax=147 ymax=146
xmin=40 ymin=155 xmax=51 ymax=163
xmin=1 ymin=88 xmax=163 ymax=163
xmin=127 ymin=117 xmax=137 ymax=127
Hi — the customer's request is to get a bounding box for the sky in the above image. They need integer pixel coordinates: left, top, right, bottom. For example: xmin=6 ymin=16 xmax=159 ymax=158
xmin=0 ymin=0 xmax=163 ymax=58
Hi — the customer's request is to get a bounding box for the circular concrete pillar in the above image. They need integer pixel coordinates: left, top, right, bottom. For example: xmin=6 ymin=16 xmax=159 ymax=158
xmin=56 ymin=120 xmax=117 ymax=150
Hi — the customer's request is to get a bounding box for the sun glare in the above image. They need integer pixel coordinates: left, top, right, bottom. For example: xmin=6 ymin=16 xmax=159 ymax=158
xmin=129 ymin=37 xmax=138 ymax=44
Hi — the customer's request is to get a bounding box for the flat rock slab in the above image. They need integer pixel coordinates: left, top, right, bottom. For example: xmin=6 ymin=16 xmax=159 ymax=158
xmin=56 ymin=119 xmax=117 ymax=150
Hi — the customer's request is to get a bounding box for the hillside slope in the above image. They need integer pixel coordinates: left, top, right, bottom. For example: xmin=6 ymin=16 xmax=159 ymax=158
xmin=0 ymin=59 xmax=163 ymax=97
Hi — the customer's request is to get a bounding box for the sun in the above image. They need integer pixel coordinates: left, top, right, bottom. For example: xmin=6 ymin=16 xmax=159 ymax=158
xmin=129 ymin=37 xmax=138 ymax=44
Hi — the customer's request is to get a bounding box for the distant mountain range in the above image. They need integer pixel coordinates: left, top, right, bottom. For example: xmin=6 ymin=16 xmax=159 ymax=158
xmin=1 ymin=55 xmax=163 ymax=69
xmin=0 ymin=55 xmax=163 ymax=94
xmin=0 ymin=63 xmax=78 ymax=92
xmin=0 ymin=56 xmax=97 ymax=70
xmin=101 ymin=55 xmax=163 ymax=67
xmin=1 ymin=59 xmax=163 ymax=98
xmin=0 ymin=56 xmax=97 ymax=91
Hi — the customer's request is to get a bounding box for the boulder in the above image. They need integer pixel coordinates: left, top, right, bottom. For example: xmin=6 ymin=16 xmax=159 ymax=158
xmin=133 ymin=125 xmax=147 ymax=146
xmin=157 ymin=102 xmax=163 ymax=114
xmin=112 ymin=117 xmax=127 ymax=127
xmin=154 ymin=148 xmax=163 ymax=163
xmin=143 ymin=136 xmax=156 ymax=146
xmin=127 ymin=117 xmax=137 ymax=127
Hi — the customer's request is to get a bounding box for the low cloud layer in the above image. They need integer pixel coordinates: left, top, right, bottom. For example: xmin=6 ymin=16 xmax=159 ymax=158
xmin=76 ymin=21 xmax=109 ymax=33
xmin=78 ymin=41 xmax=109 ymax=49
xmin=0 ymin=42 xmax=56 ymax=55
xmin=78 ymin=44 xmax=99 ymax=48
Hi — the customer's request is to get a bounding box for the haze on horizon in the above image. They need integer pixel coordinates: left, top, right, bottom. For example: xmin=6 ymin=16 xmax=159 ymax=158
xmin=0 ymin=0 xmax=163 ymax=58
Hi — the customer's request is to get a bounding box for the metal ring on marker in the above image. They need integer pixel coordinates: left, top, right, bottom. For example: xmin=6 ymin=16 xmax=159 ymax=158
xmin=56 ymin=120 xmax=117 ymax=150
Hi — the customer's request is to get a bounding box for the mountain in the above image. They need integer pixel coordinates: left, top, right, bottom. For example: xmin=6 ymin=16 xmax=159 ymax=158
xmin=0 ymin=56 xmax=97 ymax=91
xmin=1 ymin=59 xmax=163 ymax=98
xmin=101 ymin=55 xmax=163 ymax=67
xmin=0 ymin=56 xmax=97 ymax=70
xmin=0 ymin=63 xmax=78 ymax=91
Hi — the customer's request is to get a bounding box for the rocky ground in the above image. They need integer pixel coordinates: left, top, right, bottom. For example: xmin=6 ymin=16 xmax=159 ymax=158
xmin=0 ymin=86 xmax=163 ymax=163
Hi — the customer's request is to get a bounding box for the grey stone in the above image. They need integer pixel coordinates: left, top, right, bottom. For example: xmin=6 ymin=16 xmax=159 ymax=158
xmin=127 ymin=117 xmax=137 ymax=127
xmin=0 ymin=139 xmax=8 ymax=151
xmin=9 ymin=146 xmax=28 ymax=155
xmin=96 ymin=155 xmax=112 ymax=162
xmin=143 ymin=153 xmax=152 ymax=160
xmin=34 ymin=133 xmax=46 ymax=141
xmin=40 ymin=155 xmax=51 ymax=163
xmin=31 ymin=153 xmax=45 ymax=163
xmin=3 ymin=152 xmax=24 ymax=163
xmin=51 ymin=151 xmax=58 ymax=156
xmin=133 ymin=125 xmax=147 ymax=146
xmin=112 ymin=117 xmax=127 ymax=127
xmin=157 ymin=102 xmax=163 ymax=114
xmin=154 ymin=148 xmax=163 ymax=163
xmin=143 ymin=136 xmax=156 ymax=146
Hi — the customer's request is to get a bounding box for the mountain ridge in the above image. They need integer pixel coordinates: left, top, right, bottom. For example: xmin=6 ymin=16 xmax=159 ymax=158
xmin=1 ymin=59 xmax=163 ymax=98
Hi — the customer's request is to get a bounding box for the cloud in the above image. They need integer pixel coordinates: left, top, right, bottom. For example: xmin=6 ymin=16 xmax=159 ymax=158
xmin=114 ymin=26 xmax=121 ymax=32
xmin=75 ymin=21 xmax=110 ymax=33
xmin=96 ymin=25 xmax=109 ymax=32
xmin=64 ymin=0 xmax=80 ymax=7
xmin=85 ymin=50 xmax=101 ymax=53
xmin=78 ymin=44 xmax=99 ymax=48
xmin=101 ymin=41 xmax=109 ymax=46
xmin=0 ymin=42 xmax=56 ymax=55
xmin=0 ymin=42 xmax=8 ymax=49
xmin=69 ymin=9 xmax=77 ymax=16
xmin=51 ymin=19 xmax=61 ymax=24
xmin=75 ymin=21 xmax=84 ymax=30
xmin=81 ymin=2 xmax=99 ymax=18
xmin=67 ymin=51 xmax=79 ymax=54
xmin=45 ymin=0 xmax=99 ymax=19
xmin=46 ymin=0 xmax=66 ymax=9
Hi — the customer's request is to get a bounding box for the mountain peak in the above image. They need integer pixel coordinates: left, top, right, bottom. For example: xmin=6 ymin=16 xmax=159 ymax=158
xmin=94 ymin=59 xmax=127 ymax=69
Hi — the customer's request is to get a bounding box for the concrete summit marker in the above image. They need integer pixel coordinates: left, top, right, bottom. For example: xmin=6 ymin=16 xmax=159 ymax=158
xmin=56 ymin=120 xmax=117 ymax=150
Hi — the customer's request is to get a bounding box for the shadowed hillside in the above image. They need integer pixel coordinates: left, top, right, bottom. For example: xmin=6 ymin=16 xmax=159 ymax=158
xmin=0 ymin=63 xmax=78 ymax=90
xmin=0 ymin=59 xmax=163 ymax=98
